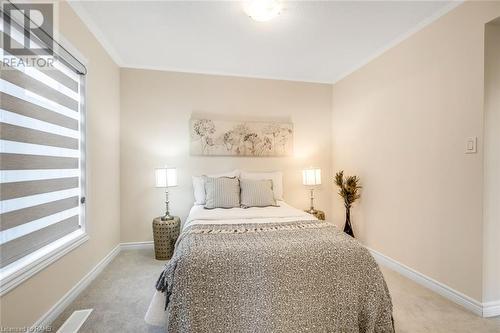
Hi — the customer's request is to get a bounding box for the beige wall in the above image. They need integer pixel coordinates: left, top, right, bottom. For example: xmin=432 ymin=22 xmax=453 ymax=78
xmin=120 ymin=69 xmax=332 ymax=242
xmin=483 ymin=21 xmax=500 ymax=303
xmin=331 ymin=1 xmax=500 ymax=302
xmin=0 ymin=2 xmax=121 ymax=328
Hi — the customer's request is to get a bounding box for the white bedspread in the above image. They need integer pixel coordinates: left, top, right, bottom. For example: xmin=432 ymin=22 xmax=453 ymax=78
xmin=183 ymin=201 xmax=316 ymax=230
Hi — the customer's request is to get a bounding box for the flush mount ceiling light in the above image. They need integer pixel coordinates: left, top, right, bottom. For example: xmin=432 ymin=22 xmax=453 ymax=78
xmin=244 ymin=0 xmax=283 ymax=22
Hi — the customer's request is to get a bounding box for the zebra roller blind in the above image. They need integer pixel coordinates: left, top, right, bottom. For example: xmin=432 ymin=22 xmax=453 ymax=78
xmin=0 ymin=12 xmax=86 ymax=268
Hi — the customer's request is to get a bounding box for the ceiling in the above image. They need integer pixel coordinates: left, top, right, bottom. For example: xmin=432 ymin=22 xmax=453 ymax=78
xmin=69 ymin=1 xmax=459 ymax=84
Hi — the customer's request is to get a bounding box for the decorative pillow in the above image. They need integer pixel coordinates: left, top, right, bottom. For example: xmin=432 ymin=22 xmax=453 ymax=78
xmin=192 ymin=170 xmax=240 ymax=205
xmin=240 ymin=170 xmax=283 ymax=200
xmin=240 ymin=179 xmax=277 ymax=208
xmin=204 ymin=177 xmax=240 ymax=209
xmin=192 ymin=176 xmax=206 ymax=205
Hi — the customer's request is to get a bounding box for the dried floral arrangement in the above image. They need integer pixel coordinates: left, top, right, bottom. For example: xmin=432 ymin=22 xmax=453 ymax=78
xmin=334 ymin=171 xmax=361 ymax=237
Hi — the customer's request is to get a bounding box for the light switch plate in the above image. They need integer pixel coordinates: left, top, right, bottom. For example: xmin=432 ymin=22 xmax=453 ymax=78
xmin=465 ymin=136 xmax=477 ymax=154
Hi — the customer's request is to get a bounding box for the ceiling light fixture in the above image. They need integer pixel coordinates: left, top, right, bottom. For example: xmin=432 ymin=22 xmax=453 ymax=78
xmin=244 ymin=0 xmax=283 ymax=22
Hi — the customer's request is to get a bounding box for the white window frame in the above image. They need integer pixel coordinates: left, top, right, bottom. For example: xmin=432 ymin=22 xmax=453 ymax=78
xmin=0 ymin=36 xmax=89 ymax=296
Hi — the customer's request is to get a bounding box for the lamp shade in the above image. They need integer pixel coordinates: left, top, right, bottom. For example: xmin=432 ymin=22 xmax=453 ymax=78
xmin=302 ymin=168 xmax=321 ymax=186
xmin=155 ymin=168 xmax=178 ymax=187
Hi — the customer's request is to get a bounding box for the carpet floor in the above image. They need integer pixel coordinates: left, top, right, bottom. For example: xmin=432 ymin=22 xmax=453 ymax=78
xmin=50 ymin=248 xmax=500 ymax=332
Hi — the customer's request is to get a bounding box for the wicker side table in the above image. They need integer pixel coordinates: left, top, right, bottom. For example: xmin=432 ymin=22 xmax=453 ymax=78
xmin=152 ymin=216 xmax=180 ymax=260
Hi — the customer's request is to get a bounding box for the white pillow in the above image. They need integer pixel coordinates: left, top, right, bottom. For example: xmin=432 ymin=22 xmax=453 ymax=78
xmin=192 ymin=170 xmax=240 ymax=205
xmin=240 ymin=170 xmax=283 ymax=200
xmin=192 ymin=176 xmax=206 ymax=205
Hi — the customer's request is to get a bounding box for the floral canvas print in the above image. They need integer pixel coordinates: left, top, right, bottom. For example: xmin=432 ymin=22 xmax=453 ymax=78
xmin=190 ymin=118 xmax=293 ymax=156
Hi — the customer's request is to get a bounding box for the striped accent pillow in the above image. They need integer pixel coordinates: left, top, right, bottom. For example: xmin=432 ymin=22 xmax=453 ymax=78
xmin=204 ymin=177 xmax=240 ymax=209
xmin=240 ymin=179 xmax=277 ymax=208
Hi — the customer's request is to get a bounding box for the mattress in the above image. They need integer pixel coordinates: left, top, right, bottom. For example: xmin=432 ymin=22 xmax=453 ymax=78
xmin=183 ymin=200 xmax=316 ymax=229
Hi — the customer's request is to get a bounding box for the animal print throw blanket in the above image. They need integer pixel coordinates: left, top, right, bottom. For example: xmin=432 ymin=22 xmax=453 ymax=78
xmin=156 ymin=220 xmax=394 ymax=333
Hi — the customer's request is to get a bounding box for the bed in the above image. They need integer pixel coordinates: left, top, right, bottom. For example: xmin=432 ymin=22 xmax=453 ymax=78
xmin=145 ymin=200 xmax=394 ymax=332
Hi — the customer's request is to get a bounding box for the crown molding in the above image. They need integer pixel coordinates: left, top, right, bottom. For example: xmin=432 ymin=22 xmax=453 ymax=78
xmin=331 ymin=1 xmax=464 ymax=84
xmin=67 ymin=1 xmax=124 ymax=67
xmin=121 ymin=64 xmax=333 ymax=84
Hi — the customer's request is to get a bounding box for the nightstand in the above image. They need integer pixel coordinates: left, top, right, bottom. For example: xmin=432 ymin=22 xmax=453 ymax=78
xmin=152 ymin=216 xmax=180 ymax=260
xmin=305 ymin=210 xmax=325 ymax=221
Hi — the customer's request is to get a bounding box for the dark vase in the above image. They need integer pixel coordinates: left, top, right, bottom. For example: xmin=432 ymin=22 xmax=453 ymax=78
xmin=343 ymin=206 xmax=354 ymax=237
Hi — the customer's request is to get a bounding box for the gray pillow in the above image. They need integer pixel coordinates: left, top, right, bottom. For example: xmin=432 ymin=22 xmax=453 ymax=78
xmin=240 ymin=179 xmax=277 ymax=208
xmin=204 ymin=177 xmax=240 ymax=209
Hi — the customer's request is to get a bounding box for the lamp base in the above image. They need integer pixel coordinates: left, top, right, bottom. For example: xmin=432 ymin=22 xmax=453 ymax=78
xmin=161 ymin=214 xmax=174 ymax=221
xmin=306 ymin=208 xmax=318 ymax=215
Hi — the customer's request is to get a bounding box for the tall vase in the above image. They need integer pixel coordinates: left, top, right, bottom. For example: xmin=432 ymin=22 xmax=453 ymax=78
xmin=343 ymin=206 xmax=354 ymax=237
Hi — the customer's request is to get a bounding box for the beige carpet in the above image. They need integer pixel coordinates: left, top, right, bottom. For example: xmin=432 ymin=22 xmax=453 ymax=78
xmin=383 ymin=266 xmax=500 ymax=333
xmin=51 ymin=248 xmax=500 ymax=332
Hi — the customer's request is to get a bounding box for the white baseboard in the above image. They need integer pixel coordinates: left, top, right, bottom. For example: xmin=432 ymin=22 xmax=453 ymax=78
xmin=33 ymin=245 xmax=120 ymax=330
xmin=368 ymin=247 xmax=500 ymax=318
xmin=32 ymin=241 xmax=154 ymax=329
xmin=483 ymin=301 xmax=500 ymax=318
xmin=120 ymin=241 xmax=154 ymax=250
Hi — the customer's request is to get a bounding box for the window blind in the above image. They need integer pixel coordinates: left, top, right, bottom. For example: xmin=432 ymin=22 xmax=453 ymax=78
xmin=0 ymin=13 xmax=86 ymax=268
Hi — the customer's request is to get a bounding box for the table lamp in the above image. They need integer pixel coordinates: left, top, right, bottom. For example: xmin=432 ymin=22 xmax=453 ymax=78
xmin=302 ymin=168 xmax=321 ymax=214
xmin=155 ymin=167 xmax=178 ymax=221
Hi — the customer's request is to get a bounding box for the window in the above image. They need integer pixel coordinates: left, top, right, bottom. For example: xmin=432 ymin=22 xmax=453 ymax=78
xmin=0 ymin=4 xmax=88 ymax=293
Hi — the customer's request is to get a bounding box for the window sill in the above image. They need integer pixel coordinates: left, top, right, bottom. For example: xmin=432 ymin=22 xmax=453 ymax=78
xmin=0 ymin=230 xmax=88 ymax=296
